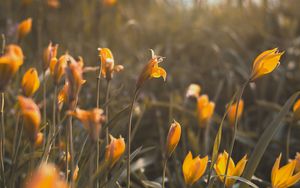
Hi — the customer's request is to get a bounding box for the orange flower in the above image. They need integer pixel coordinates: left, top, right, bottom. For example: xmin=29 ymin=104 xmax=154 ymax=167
xmin=43 ymin=42 xmax=58 ymax=70
xmin=47 ymin=0 xmax=60 ymax=8
xmin=136 ymin=49 xmax=167 ymax=89
xmin=57 ymin=82 xmax=69 ymax=111
xmin=103 ymin=0 xmax=117 ymax=6
xmin=25 ymin=163 xmax=68 ymax=188
xmin=197 ymin=95 xmax=215 ymax=127
xmin=18 ymin=96 xmax=41 ymax=143
xmin=69 ymin=108 xmax=105 ymax=141
xmin=49 ymin=54 xmax=68 ymax=85
xmin=227 ymin=99 xmax=244 ymax=127
xmin=21 ymin=68 xmax=40 ymax=97
xmin=250 ymin=48 xmax=284 ymax=81
xmin=293 ymin=99 xmax=300 ymax=121
xmin=182 ymin=151 xmax=208 ymax=185
xmin=105 ymin=135 xmax=126 ymax=168
xmin=166 ymin=120 xmax=181 ymax=158
xmin=186 ymin=84 xmax=201 ymax=98
xmin=17 ymin=18 xmax=32 ymax=40
xmin=98 ymin=48 xmax=124 ymax=80
xmin=34 ymin=132 xmax=44 ymax=148
xmin=0 ymin=44 xmax=24 ymax=91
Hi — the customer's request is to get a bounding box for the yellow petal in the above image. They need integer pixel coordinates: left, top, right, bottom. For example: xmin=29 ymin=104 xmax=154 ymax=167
xmin=191 ymin=156 xmax=208 ymax=184
xmin=21 ymin=68 xmax=40 ymax=97
xmin=183 ymin=151 xmax=193 ymax=185
xmin=275 ymin=160 xmax=296 ymax=188
xmin=150 ymin=66 xmax=167 ymax=81
xmin=272 ymin=154 xmax=281 ymax=187
xmin=287 ymin=169 xmax=300 ymax=187
xmin=166 ymin=120 xmax=181 ymax=157
xmin=227 ymin=155 xmax=247 ymax=187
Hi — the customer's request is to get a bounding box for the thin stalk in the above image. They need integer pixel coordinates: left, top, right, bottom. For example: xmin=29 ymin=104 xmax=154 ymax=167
xmin=0 ymin=92 xmax=5 ymax=187
xmin=12 ymin=113 xmax=20 ymax=157
xmin=96 ymin=68 xmax=101 ymax=188
xmin=68 ymin=116 xmax=75 ymax=188
xmin=162 ymin=159 xmax=167 ymax=188
xmin=286 ymin=123 xmax=292 ymax=162
xmin=30 ymin=145 xmax=35 ymax=172
xmin=42 ymin=72 xmax=47 ymax=149
xmin=105 ymin=80 xmax=111 ymax=144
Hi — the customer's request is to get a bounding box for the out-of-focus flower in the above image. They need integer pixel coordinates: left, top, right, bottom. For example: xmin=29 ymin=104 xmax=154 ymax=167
xmin=17 ymin=18 xmax=32 ymax=40
xmin=69 ymin=108 xmax=105 ymax=141
xmin=136 ymin=49 xmax=166 ymax=89
xmin=227 ymin=99 xmax=244 ymax=127
xmin=186 ymin=84 xmax=201 ymax=98
xmin=166 ymin=120 xmax=181 ymax=158
xmin=293 ymin=99 xmax=300 ymax=121
xmin=25 ymin=163 xmax=68 ymax=188
xmin=43 ymin=42 xmax=58 ymax=71
xmin=214 ymin=151 xmax=247 ymax=187
xmin=21 ymin=68 xmax=40 ymax=97
xmin=271 ymin=153 xmax=300 ymax=188
xmin=49 ymin=54 xmax=68 ymax=85
xmin=98 ymin=48 xmax=124 ymax=81
xmin=57 ymin=82 xmax=69 ymax=111
xmin=47 ymin=0 xmax=60 ymax=8
xmin=105 ymin=135 xmax=126 ymax=168
xmin=182 ymin=151 xmax=208 ymax=185
xmin=250 ymin=48 xmax=284 ymax=81
xmin=34 ymin=132 xmax=44 ymax=148
xmin=103 ymin=0 xmax=117 ymax=6
xmin=294 ymin=153 xmax=300 ymax=173
xmin=0 ymin=44 xmax=24 ymax=91
xmin=73 ymin=165 xmax=79 ymax=181
xmin=197 ymin=95 xmax=215 ymax=127
xmin=18 ymin=96 xmax=41 ymax=143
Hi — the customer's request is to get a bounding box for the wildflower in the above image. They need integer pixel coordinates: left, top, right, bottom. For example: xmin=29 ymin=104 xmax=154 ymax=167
xmin=182 ymin=151 xmax=208 ymax=185
xmin=293 ymin=99 xmax=300 ymax=121
xmin=103 ymin=0 xmax=117 ymax=6
xmin=250 ymin=48 xmax=284 ymax=81
xmin=197 ymin=95 xmax=215 ymax=127
xmin=57 ymin=82 xmax=69 ymax=111
xmin=294 ymin=153 xmax=300 ymax=173
xmin=0 ymin=44 xmax=24 ymax=92
xmin=98 ymin=48 xmax=124 ymax=81
xmin=49 ymin=54 xmax=68 ymax=85
xmin=17 ymin=18 xmax=32 ymax=40
xmin=43 ymin=42 xmax=58 ymax=71
xmin=69 ymin=108 xmax=105 ymax=141
xmin=73 ymin=165 xmax=79 ymax=181
xmin=166 ymin=120 xmax=181 ymax=158
xmin=34 ymin=132 xmax=44 ymax=148
xmin=18 ymin=96 xmax=41 ymax=143
xmin=47 ymin=0 xmax=60 ymax=8
xmin=186 ymin=84 xmax=201 ymax=98
xmin=25 ymin=163 xmax=68 ymax=188
xmin=136 ymin=49 xmax=166 ymax=89
xmin=105 ymin=135 xmax=126 ymax=168
xmin=214 ymin=151 xmax=247 ymax=187
xmin=227 ymin=99 xmax=244 ymax=127
xmin=21 ymin=68 xmax=40 ymax=97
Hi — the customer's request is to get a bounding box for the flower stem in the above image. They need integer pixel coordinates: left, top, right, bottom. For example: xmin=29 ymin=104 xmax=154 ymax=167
xmin=105 ymin=80 xmax=111 ymax=144
xmin=96 ymin=68 xmax=101 ymax=188
xmin=286 ymin=123 xmax=292 ymax=162
xmin=42 ymin=72 xmax=47 ymax=149
xmin=162 ymin=159 xmax=167 ymax=188
xmin=0 ymin=92 xmax=5 ymax=187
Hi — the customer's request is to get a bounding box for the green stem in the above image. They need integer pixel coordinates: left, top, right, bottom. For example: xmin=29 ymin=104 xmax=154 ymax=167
xmin=162 ymin=159 xmax=167 ymax=188
xmin=0 ymin=92 xmax=5 ymax=187
xmin=105 ymin=80 xmax=111 ymax=144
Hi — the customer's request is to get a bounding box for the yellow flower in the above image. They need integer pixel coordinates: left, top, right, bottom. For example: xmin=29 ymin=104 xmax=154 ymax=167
xmin=214 ymin=151 xmax=247 ymax=188
xmin=182 ymin=151 xmax=208 ymax=185
xmin=271 ymin=153 xmax=300 ymax=188
xmin=0 ymin=44 xmax=24 ymax=91
xmin=49 ymin=54 xmax=68 ymax=85
xmin=197 ymin=95 xmax=215 ymax=127
xmin=17 ymin=18 xmax=32 ymax=40
xmin=43 ymin=42 xmax=58 ymax=71
xmin=57 ymin=82 xmax=69 ymax=111
xmin=136 ymin=49 xmax=167 ymax=89
xmin=250 ymin=48 xmax=284 ymax=81
xmin=18 ymin=96 xmax=41 ymax=143
xmin=293 ymin=99 xmax=300 ymax=121
xmin=227 ymin=99 xmax=244 ymax=127
xmin=105 ymin=135 xmax=126 ymax=168
xmin=186 ymin=84 xmax=201 ymax=98
xmin=166 ymin=120 xmax=181 ymax=158
xmin=21 ymin=68 xmax=40 ymax=97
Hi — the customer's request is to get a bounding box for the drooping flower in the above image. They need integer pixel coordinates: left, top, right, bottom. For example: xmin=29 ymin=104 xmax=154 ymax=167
xmin=136 ymin=49 xmax=167 ymax=89
xmin=105 ymin=135 xmax=126 ymax=168
xmin=250 ymin=48 xmax=284 ymax=81
xmin=166 ymin=120 xmax=181 ymax=158
xmin=182 ymin=151 xmax=208 ymax=185
xmin=17 ymin=18 xmax=32 ymax=40
xmin=214 ymin=151 xmax=247 ymax=188
xmin=21 ymin=68 xmax=40 ymax=97
xmin=43 ymin=42 xmax=58 ymax=71
xmin=49 ymin=54 xmax=68 ymax=85
xmin=197 ymin=95 xmax=215 ymax=127
xmin=227 ymin=99 xmax=244 ymax=127
xmin=186 ymin=84 xmax=201 ymax=98
xmin=293 ymin=99 xmax=300 ymax=121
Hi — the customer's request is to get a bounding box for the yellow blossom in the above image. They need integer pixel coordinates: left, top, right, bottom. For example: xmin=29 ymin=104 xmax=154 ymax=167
xmin=17 ymin=18 xmax=32 ymax=40
xmin=227 ymin=99 xmax=244 ymax=127
xmin=197 ymin=95 xmax=215 ymax=127
xmin=166 ymin=120 xmax=181 ymax=158
xmin=105 ymin=135 xmax=126 ymax=168
xmin=21 ymin=68 xmax=40 ymax=97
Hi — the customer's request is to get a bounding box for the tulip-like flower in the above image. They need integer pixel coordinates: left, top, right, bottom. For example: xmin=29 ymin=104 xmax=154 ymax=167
xmin=186 ymin=84 xmax=201 ymax=98
xmin=271 ymin=154 xmax=300 ymax=188
xmin=50 ymin=54 xmax=69 ymax=85
xmin=105 ymin=135 xmax=126 ymax=168
xmin=57 ymin=82 xmax=69 ymax=111
xmin=98 ymin=48 xmax=124 ymax=81
xmin=227 ymin=99 xmax=244 ymax=127
xmin=197 ymin=95 xmax=215 ymax=127
xmin=166 ymin=120 xmax=181 ymax=158
xmin=182 ymin=151 xmax=208 ymax=185
xmin=18 ymin=96 xmax=41 ymax=143
xmin=136 ymin=49 xmax=166 ymax=89
xmin=43 ymin=42 xmax=58 ymax=71
xmin=0 ymin=44 xmax=24 ymax=92
xmin=17 ymin=18 xmax=32 ymax=40
xmin=250 ymin=48 xmax=284 ymax=81
xmin=25 ymin=163 xmax=68 ymax=188
xmin=69 ymin=108 xmax=105 ymax=141
xmin=214 ymin=151 xmax=247 ymax=188
xmin=293 ymin=99 xmax=300 ymax=121
xmin=21 ymin=68 xmax=40 ymax=97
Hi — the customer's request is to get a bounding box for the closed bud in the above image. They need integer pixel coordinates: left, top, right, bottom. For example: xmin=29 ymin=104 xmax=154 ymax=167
xmin=105 ymin=135 xmax=126 ymax=168
xmin=17 ymin=18 xmax=32 ymax=40
xmin=21 ymin=68 xmax=40 ymax=97
xmin=166 ymin=120 xmax=181 ymax=158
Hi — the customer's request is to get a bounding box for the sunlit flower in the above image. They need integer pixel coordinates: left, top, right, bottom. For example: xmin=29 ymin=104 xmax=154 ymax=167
xmin=166 ymin=120 xmax=181 ymax=158
xmin=43 ymin=42 xmax=58 ymax=71
xmin=25 ymin=163 xmax=68 ymax=188
xmin=250 ymin=48 xmax=284 ymax=81
xmin=21 ymin=68 xmax=40 ymax=97
xmin=0 ymin=44 xmax=24 ymax=91
xmin=186 ymin=84 xmax=201 ymax=98
xmin=136 ymin=49 xmax=167 ymax=89
xmin=57 ymin=82 xmax=69 ymax=111
xmin=214 ymin=151 xmax=247 ymax=187
xmin=17 ymin=18 xmax=32 ymax=40
xmin=227 ymin=99 xmax=244 ymax=127
xmin=293 ymin=99 xmax=300 ymax=121
xmin=69 ymin=108 xmax=105 ymax=141
xmin=182 ymin=151 xmax=208 ymax=185
xmin=103 ymin=0 xmax=117 ymax=6
xmin=105 ymin=135 xmax=126 ymax=168
xmin=197 ymin=95 xmax=215 ymax=127
xmin=34 ymin=132 xmax=44 ymax=148
xmin=47 ymin=0 xmax=60 ymax=8
xmin=18 ymin=96 xmax=41 ymax=143
xmin=49 ymin=54 xmax=68 ymax=85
